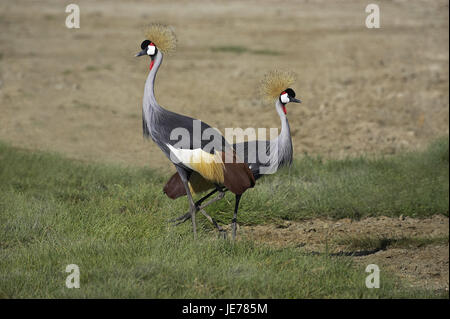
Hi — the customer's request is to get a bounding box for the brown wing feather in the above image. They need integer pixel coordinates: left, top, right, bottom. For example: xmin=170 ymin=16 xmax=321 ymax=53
xmin=220 ymin=152 xmax=255 ymax=195
xmin=163 ymin=151 xmax=255 ymax=199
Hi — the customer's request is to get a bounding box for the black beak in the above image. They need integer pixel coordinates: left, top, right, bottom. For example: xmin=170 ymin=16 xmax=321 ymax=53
xmin=291 ymin=97 xmax=301 ymax=103
xmin=135 ymin=49 xmax=147 ymax=57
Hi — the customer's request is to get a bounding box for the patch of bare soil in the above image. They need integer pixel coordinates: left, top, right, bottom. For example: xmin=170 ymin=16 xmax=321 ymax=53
xmin=239 ymin=215 xmax=449 ymax=291
xmin=355 ymin=244 xmax=448 ymax=292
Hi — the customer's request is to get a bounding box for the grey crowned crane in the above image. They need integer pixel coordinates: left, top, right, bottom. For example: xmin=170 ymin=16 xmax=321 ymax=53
xmin=136 ymin=24 xmax=255 ymax=239
xmin=234 ymin=71 xmax=301 ymax=180
xmin=164 ymin=70 xmax=302 ymax=239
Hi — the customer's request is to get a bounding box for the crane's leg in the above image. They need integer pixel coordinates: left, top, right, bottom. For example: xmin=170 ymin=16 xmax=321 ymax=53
xmin=198 ymin=207 xmax=227 ymax=239
xmin=169 ymin=190 xmax=215 ymax=224
xmin=196 ymin=188 xmax=220 ymax=206
xmin=170 ymin=185 xmax=227 ymax=223
xmin=169 ymin=188 xmax=219 ymax=224
xmin=171 ymin=188 xmax=226 ymax=236
xmin=170 ymin=191 xmax=222 ymax=225
xmin=232 ymin=194 xmax=242 ymax=240
xmin=169 ymin=193 xmax=224 ymax=226
xmin=176 ymin=167 xmax=198 ymax=238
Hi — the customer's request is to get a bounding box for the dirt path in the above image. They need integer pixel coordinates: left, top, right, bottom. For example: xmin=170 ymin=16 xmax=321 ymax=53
xmin=238 ymin=215 xmax=449 ymax=291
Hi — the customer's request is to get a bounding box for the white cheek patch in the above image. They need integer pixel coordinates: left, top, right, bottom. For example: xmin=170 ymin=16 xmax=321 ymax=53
xmin=147 ymin=45 xmax=156 ymax=55
xmin=280 ymin=93 xmax=289 ymax=104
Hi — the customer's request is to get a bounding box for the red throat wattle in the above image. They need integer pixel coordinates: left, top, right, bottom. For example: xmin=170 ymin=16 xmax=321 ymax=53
xmin=282 ymin=104 xmax=287 ymax=115
xmin=149 ymin=60 xmax=155 ymax=71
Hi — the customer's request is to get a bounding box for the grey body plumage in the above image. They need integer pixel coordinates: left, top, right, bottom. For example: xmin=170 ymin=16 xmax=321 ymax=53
xmin=142 ymin=51 xmax=229 ymax=172
xmin=234 ymin=99 xmax=293 ymax=180
xmin=138 ymin=38 xmax=255 ymax=239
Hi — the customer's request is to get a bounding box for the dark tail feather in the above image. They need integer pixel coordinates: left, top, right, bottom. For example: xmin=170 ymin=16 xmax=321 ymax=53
xmin=163 ymin=172 xmax=215 ymax=199
xmin=163 ymin=172 xmax=186 ymax=199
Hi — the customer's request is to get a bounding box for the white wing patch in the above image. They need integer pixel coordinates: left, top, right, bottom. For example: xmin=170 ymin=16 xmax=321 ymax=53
xmin=166 ymin=144 xmax=216 ymax=166
xmin=166 ymin=144 xmax=225 ymax=183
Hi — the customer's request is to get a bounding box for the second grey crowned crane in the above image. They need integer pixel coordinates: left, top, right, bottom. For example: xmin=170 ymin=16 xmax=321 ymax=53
xmin=164 ymin=70 xmax=302 ymax=239
xmin=136 ymin=24 xmax=255 ymax=238
xmin=234 ymin=71 xmax=301 ymax=179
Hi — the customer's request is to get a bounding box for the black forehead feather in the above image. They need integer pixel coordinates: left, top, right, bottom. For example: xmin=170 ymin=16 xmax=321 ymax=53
xmin=284 ymin=88 xmax=296 ymax=97
xmin=141 ymin=40 xmax=151 ymax=50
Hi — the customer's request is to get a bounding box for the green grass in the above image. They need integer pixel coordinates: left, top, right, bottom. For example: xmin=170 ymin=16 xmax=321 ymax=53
xmin=216 ymin=137 xmax=448 ymax=225
xmin=0 ymin=138 xmax=448 ymax=298
xmin=85 ymin=65 xmax=99 ymax=72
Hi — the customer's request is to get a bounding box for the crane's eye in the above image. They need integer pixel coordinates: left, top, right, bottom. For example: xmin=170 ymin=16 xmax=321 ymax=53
xmin=280 ymin=92 xmax=289 ymax=104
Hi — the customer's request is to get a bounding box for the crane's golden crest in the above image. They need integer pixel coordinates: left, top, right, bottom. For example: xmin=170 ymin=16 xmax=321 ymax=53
xmin=259 ymin=70 xmax=297 ymax=102
xmin=144 ymin=23 xmax=177 ymax=55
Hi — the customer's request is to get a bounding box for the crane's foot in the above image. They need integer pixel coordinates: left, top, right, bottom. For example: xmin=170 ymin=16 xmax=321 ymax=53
xmin=169 ymin=208 xmax=226 ymax=238
xmin=168 ymin=191 xmax=225 ymax=226
xmin=199 ymin=208 xmax=226 ymax=237
xmin=169 ymin=212 xmax=191 ymax=225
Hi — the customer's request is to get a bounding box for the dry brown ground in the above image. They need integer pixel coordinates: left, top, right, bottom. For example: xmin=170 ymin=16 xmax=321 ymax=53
xmin=238 ymin=215 xmax=449 ymax=291
xmin=0 ymin=0 xmax=448 ymax=294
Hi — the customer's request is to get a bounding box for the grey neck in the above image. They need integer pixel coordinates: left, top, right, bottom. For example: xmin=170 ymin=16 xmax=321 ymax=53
xmin=143 ymin=51 xmax=164 ymax=114
xmin=142 ymin=51 xmax=164 ymax=137
xmin=275 ymin=99 xmax=289 ymax=136
xmin=274 ymin=99 xmax=293 ymax=166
